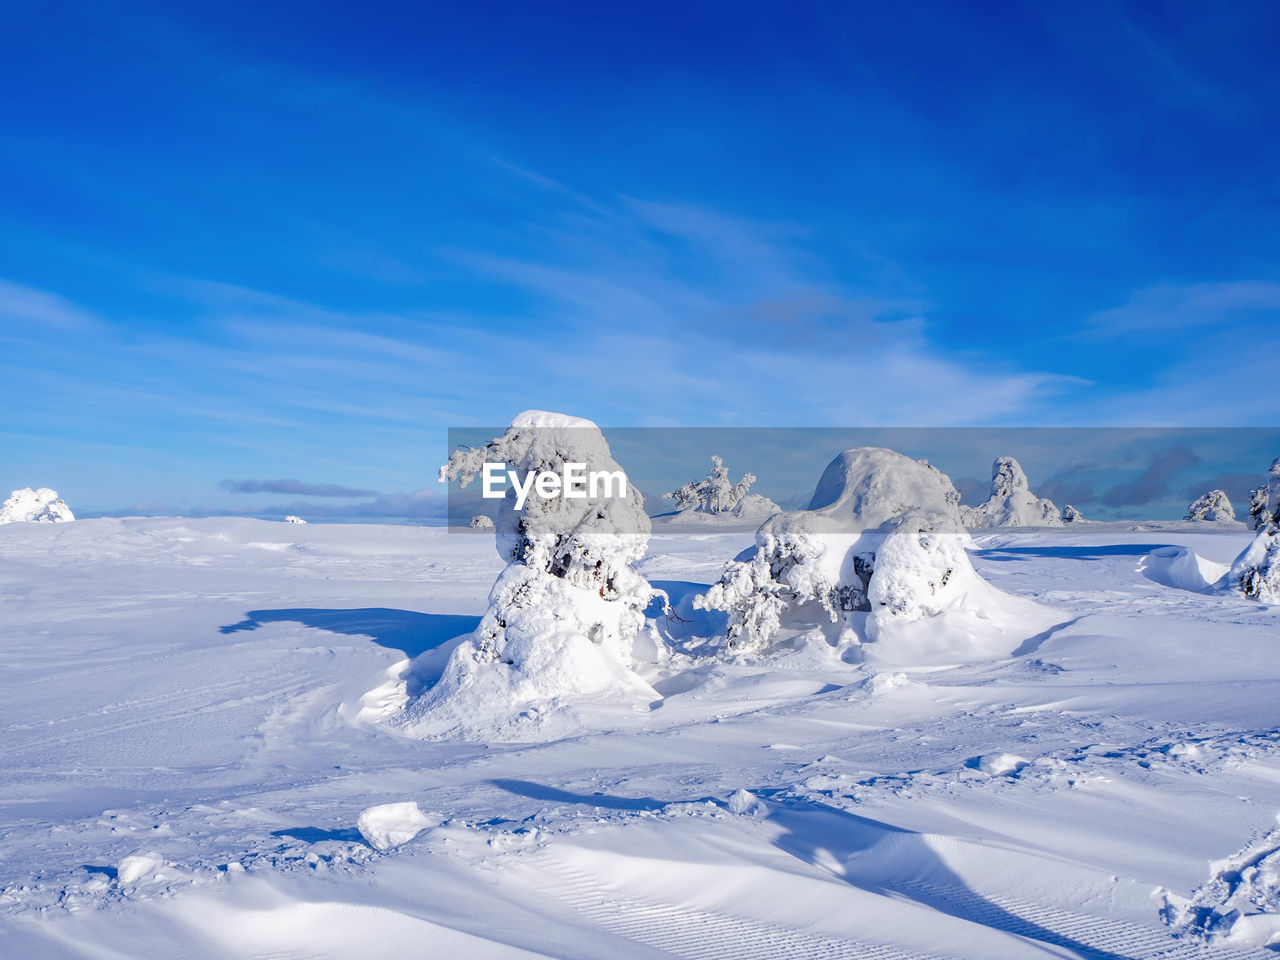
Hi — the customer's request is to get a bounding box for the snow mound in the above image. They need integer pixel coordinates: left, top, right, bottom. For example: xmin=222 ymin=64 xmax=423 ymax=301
xmin=1142 ymin=545 xmax=1230 ymax=593
xmin=1 ymin=487 xmax=75 ymax=524
xmin=1185 ymin=489 xmax=1237 ymax=523
xmin=959 ymin=457 xmax=1061 ymax=528
xmin=697 ymin=447 xmax=1057 ymax=665
xmin=1061 ymin=504 xmax=1086 ymax=524
xmin=356 ymin=801 xmax=441 ymax=851
xmin=726 ymin=788 xmax=767 ymax=817
xmin=403 ymin=410 xmax=658 ymax=739
xmin=116 ymin=852 xmax=165 ymax=885
xmin=1225 ymin=527 xmax=1280 ymax=602
xmin=469 ymin=515 xmax=494 ymax=529
xmin=284 ymin=515 xmax=307 ymax=524
xmin=968 ymin=753 xmax=1029 ymax=776
xmin=661 ymin=455 xmax=780 ymax=522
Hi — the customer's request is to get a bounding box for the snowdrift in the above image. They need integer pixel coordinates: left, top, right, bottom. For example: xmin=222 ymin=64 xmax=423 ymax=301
xmin=960 ymin=457 xmax=1061 ymax=528
xmin=0 ymin=487 xmax=75 ymax=524
xmin=697 ymin=447 xmax=1058 ymax=666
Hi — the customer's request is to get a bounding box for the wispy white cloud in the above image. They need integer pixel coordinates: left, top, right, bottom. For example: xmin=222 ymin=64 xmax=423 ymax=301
xmin=0 ymin=278 xmax=102 ymax=334
xmin=1087 ymin=279 xmax=1280 ymax=334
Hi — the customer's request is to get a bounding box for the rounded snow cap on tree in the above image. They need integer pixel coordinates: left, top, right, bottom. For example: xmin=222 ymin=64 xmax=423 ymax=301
xmin=507 ymin=409 xmax=599 ymax=430
xmin=805 ymin=447 xmax=963 ymax=533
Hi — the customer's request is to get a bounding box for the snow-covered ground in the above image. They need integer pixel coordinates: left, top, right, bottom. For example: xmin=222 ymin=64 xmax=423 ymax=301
xmin=2 ymin=517 xmax=1280 ymax=958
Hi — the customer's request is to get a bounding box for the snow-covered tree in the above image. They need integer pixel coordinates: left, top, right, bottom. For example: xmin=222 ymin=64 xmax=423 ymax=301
xmin=696 ymin=447 xmax=1046 ymax=661
xmin=1227 ymin=527 xmax=1280 ymax=602
xmin=663 ymin=455 xmax=776 ymax=517
xmin=403 ymin=411 xmax=659 ymax=736
xmin=1244 ymin=457 xmax=1280 ymax=531
xmin=1061 ymin=504 xmax=1085 ymax=524
xmin=1185 ymin=490 xmax=1236 ymax=523
xmin=1270 ymin=457 xmax=1280 ymax=524
xmin=0 ymin=488 xmax=75 ymax=524
xmin=1250 ymin=486 xmax=1271 ymax=530
xmin=959 ymin=457 xmax=1061 ymax=528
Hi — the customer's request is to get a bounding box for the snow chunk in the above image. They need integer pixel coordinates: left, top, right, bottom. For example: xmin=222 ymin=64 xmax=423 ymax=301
xmin=968 ymin=753 xmax=1029 ymax=776
xmin=960 ymin=457 xmax=1061 ymax=528
xmin=1 ymin=487 xmax=75 ymax=524
xmin=1185 ymin=490 xmax=1236 ymax=523
xmin=116 ymin=852 xmax=164 ymax=884
xmin=284 ymin=515 xmax=307 ymax=525
xmin=356 ymin=802 xmax=440 ymax=852
xmin=858 ymin=671 xmax=915 ymax=695
xmin=726 ymin=788 xmax=767 ymax=817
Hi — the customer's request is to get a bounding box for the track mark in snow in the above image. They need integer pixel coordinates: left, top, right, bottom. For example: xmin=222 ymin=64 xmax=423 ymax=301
xmin=536 ymin=856 xmax=962 ymax=960
xmin=901 ymin=881 xmax=1273 ymax=960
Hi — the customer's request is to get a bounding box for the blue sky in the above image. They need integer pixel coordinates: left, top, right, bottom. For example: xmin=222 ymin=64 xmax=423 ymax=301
xmin=2 ymin=1 xmax=1278 ymax=517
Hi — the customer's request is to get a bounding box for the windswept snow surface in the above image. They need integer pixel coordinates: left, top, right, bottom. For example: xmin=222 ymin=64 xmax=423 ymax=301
xmin=3 ymin=518 xmax=1280 ymax=957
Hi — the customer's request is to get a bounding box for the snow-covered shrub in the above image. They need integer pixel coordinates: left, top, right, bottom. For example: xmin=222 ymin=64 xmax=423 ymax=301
xmin=1227 ymin=527 xmax=1280 ymax=602
xmin=959 ymin=457 xmax=1061 ymax=528
xmin=0 ymin=488 xmax=75 ymax=524
xmin=696 ymin=447 xmax=1049 ymax=663
xmin=469 ymin=514 xmax=494 ymax=529
xmin=401 ymin=411 xmax=659 ymax=737
xmin=1061 ymin=504 xmax=1085 ymax=524
xmin=663 ymin=455 xmax=779 ymax=519
xmin=1185 ymin=490 xmax=1236 ymax=523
